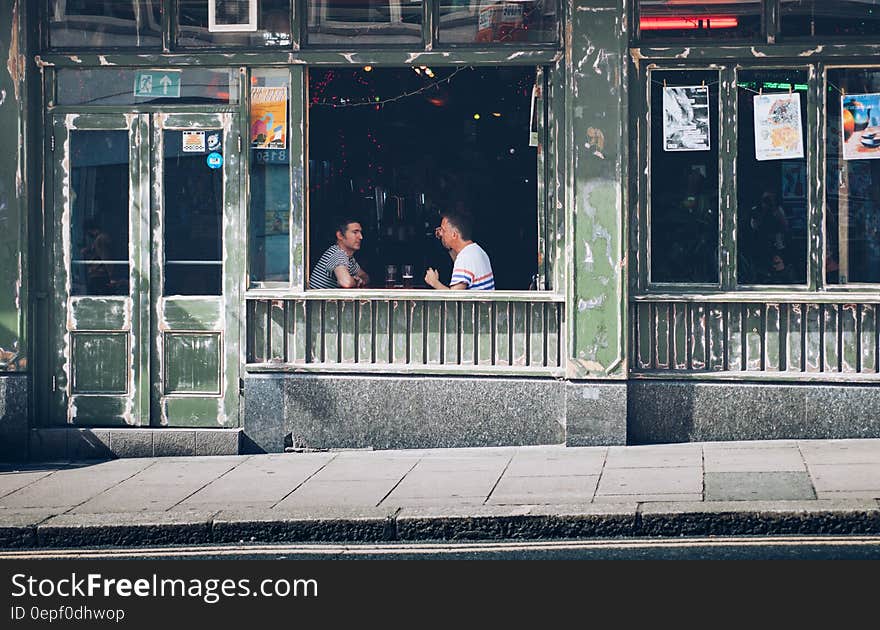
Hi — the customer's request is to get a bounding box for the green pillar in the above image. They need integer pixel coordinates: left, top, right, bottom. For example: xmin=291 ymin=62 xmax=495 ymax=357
xmin=564 ymin=0 xmax=628 ymax=444
xmin=567 ymin=0 xmax=628 ymax=377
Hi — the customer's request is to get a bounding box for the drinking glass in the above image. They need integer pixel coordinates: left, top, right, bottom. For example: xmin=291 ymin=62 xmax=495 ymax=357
xmin=385 ymin=264 xmax=398 ymax=288
xmin=402 ymin=264 xmax=414 ymax=288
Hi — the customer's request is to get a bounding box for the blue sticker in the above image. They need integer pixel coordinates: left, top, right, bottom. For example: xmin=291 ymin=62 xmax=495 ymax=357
xmin=206 ymin=152 xmax=223 ymax=169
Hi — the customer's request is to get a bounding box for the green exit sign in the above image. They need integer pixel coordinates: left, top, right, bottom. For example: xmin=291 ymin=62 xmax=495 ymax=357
xmin=134 ymin=71 xmax=182 ymax=99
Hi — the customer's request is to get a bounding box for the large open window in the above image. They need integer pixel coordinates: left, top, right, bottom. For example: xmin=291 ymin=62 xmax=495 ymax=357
xmin=306 ymin=66 xmax=545 ymax=291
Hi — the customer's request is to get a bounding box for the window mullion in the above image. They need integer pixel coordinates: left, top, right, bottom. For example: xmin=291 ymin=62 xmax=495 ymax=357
xmin=765 ymin=0 xmax=780 ymax=44
xmin=423 ymin=0 xmax=435 ymax=50
xmin=809 ymin=62 xmax=824 ymax=291
xmin=720 ymin=65 xmax=738 ymax=291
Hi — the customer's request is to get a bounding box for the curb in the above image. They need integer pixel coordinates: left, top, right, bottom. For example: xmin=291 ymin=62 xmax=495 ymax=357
xmin=2 ymin=501 xmax=879 ymax=549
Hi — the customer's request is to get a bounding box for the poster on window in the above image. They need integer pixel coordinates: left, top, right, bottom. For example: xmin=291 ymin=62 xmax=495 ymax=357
xmin=753 ymin=93 xmax=804 ymax=161
xmin=842 ymin=93 xmax=880 ymax=161
xmin=663 ymin=86 xmax=711 ymax=152
xmin=251 ymin=87 xmax=287 ymax=150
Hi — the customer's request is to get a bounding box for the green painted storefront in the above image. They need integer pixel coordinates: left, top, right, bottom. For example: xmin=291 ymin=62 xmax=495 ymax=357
xmin=0 ymin=1 xmax=879 ymax=460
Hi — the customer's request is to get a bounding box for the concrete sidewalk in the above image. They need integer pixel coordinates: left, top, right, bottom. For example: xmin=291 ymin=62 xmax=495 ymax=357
xmin=1 ymin=439 xmax=879 ymax=548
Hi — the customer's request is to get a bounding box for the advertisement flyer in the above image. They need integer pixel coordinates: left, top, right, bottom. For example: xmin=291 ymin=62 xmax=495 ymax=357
xmin=662 ymin=85 xmax=711 ymax=152
xmin=841 ymin=93 xmax=880 ymax=161
xmin=251 ymin=86 xmax=288 ymax=150
xmin=754 ymin=92 xmax=804 ymax=161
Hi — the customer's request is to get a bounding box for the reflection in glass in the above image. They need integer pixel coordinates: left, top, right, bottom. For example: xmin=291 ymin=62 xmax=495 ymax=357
xmin=649 ymin=70 xmax=719 ymax=284
xmin=826 ymin=68 xmax=880 ymax=285
xmin=736 ymin=70 xmax=808 ymax=286
xmin=49 ymin=0 xmax=162 ymax=48
xmin=57 ymin=68 xmax=239 ymax=106
xmin=306 ymin=0 xmax=422 ymax=45
xmin=163 ymin=130 xmax=223 ymax=295
xmin=70 ymin=131 xmax=130 ymax=296
xmin=438 ymin=0 xmax=558 ymax=44
xmin=178 ymin=0 xmax=292 ymax=47
xmin=781 ymin=1 xmax=880 ymax=38
xmin=638 ymin=1 xmax=762 ymax=40
xmin=250 ymin=69 xmax=291 ymax=284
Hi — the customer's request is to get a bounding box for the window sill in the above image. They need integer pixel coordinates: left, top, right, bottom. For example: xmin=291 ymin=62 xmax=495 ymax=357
xmin=245 ymin=289 xmax=565 ymax=302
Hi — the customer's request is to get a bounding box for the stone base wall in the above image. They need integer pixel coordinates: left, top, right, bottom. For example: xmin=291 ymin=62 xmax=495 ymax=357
xmin=28 ymin=428 xmax=242 ymax=460
xmin=243 ymin=374 xmax=627 ymax=453
xmin=628 ymin=381 xmax=880 ymax=443
xmin=0 ymin=375 xmax=28 ymax=462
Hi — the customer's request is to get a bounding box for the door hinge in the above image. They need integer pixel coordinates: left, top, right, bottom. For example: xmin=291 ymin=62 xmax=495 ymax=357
xmin=50 ymin=135 xmax=55 ymax=152
xmin=239 ymin=377 xmax=245 ymax=397
xmin=237 ymin=135 xmax=241 ymax=152
xmin=51 ymin=375 xmax=57 ymax=392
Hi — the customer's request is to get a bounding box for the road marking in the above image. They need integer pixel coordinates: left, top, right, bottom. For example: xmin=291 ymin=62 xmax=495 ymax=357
xmin=1 ymin=536 xmax=879 ymax=559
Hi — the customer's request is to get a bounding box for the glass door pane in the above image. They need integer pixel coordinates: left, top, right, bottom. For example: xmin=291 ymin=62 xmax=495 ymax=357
xmin=162 ymin=129 xmax=224 ymax=295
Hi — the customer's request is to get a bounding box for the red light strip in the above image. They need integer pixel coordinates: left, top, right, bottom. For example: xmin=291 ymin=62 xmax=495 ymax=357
xmin=640 ymin=16 xmax=739 ymax=30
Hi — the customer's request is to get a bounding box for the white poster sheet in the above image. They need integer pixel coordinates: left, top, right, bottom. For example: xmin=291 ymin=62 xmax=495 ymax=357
xmin=841 ymin=93 xmax=880 ymax=161
xmin=754 ymin=93 xmax=804 ymax=161
xmin=663 ymin=85 xmax=711 ymax=152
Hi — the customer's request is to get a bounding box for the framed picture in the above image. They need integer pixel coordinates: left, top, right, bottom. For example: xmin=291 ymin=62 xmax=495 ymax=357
xmin=209 ymin=0 xmax=257 ymax=32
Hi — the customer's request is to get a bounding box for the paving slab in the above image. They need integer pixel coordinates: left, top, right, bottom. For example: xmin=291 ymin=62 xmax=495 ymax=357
xmin=799 ymin=440 xmax=880 ymax=465
xmin=487 ymin=475 xmax=599 ymax=505
xmin=69 ymin=458 xmax=242 ymax=514
xmin=596 ymin=467 xmax=703 ymax=496
xmin=816 ymin=491 xmax=880 ymax=500
xmin=504 ymin=450 xmax=606 ymax=477
xmin=604 ymin=444 xmax=702 ymax=469
xmin=311 ymin=457 xmax=418 ymax=481
xmin=704 ymin=472 xmax=816 ymax=501
xmin=382 ymin=470 xmax=500 ymax=500
xmin=0 ymin=459 xmax=155 ymax=509
xmin=702 ymin=440 xmax=800 ymax=450
xmin=808 ymin=463 xmax=880 ymax=493
xmin=410 ymin=456 xmax=511 ymax=474
xmin=703 ymin=446 xmax=806 ymax=473
xmin=0 ymin=470 xmax=56 ymax=499
xmin=275 ymin=479 xmax=399 ymax=509
xmin=176 ymin=455 xmax=333 ymax=509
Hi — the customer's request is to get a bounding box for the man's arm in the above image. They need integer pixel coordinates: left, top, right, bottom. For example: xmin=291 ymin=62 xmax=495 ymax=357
xmin=424 ymin=268 xmax=466 ymax=290
xmin=333 ymin=265 xmax=362 ymax=288
xmin=355 ymin=268 xmax=370 ymax=287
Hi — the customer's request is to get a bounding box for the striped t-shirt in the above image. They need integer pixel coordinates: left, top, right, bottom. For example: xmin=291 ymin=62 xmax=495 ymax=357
xmin=450 ymin=243 xmax=494 ymax=290
xmin=309 ymin=244 xmax=362 ymax=289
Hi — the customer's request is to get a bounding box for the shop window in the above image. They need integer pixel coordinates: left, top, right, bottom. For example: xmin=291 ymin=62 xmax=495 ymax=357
xmin=305 ymin=0 xmax=423 ymax=45
xmin=437 ymin=0 xmax=558 ymax=45
xmin=649 ymin=70 xmax=720 ymax=285
xmin=56 ymin=67 xmax=239 ymax=106
xmin=69 ymin=130 xmax=131 ymax=296
xmin=826 ymin=68 xmax=880 ymax=285
xmin=781 ymin=1 xmax=880 ymax=38
xmin=638 ymin=1 xmax=762 ymax=40
xmin=736 ymin=69 xmax=809 ymax=286
xmin=306 ymin=66 xmax=541 ymax=290
xmin=48 ymin=0 xmax=162 ymax=48
xmin=178 ymin=0 xmax=292 ymax=47
xmin=249 ymin=69 xmax=292 ymax=285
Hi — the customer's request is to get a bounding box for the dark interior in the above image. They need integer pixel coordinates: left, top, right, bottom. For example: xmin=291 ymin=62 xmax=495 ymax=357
xmin=307 ymin=66 xmax=539 ymax=290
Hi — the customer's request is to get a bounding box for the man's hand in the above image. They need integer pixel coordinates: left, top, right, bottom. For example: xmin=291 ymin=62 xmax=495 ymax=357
xmin=424 ymin=267 xmax=441 ymax=289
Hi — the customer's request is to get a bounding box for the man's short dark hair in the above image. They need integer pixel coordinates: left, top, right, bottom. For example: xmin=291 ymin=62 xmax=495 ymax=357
xmin=440 ymin=208 xmax=474 ymax=241
xmin=334 ymin=216 xmax=361 ymax=238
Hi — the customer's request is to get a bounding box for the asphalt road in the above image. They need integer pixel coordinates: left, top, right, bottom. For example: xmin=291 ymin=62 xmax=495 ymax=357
xmin=3 ymin=536 xmax=880 ymax=560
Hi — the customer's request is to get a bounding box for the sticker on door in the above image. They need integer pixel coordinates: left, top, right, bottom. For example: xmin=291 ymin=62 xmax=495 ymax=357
xmin=183 ymin=131 xmax=206 ymax=153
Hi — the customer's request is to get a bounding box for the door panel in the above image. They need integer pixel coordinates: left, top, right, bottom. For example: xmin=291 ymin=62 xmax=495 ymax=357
xmin=51 ymin=111 xmax=241 ymax=428
xmin=151 ymin=113 xmax=241 ymax=427
xmin=52 ymin=113 xmax=149 ymax=426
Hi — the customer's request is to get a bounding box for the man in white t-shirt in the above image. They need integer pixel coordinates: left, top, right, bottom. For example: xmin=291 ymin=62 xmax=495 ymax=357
xmin=424 ymin=209 xmax=495 ymax=290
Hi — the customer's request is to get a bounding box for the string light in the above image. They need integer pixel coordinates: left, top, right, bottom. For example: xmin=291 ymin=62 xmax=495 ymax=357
xmin=311 ymin=67 xmax=469 ymax=109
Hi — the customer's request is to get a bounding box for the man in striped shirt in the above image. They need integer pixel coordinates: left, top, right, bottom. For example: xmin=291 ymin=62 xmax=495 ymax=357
xmin=424 ymin=209 xmax=494 ymax=291
xmin=309 ymin=218 xmax=371 ymax=289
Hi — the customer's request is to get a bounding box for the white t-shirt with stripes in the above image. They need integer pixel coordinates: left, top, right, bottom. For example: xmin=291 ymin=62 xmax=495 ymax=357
xmin=450 ymin=243 xmax=494 ymax=290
